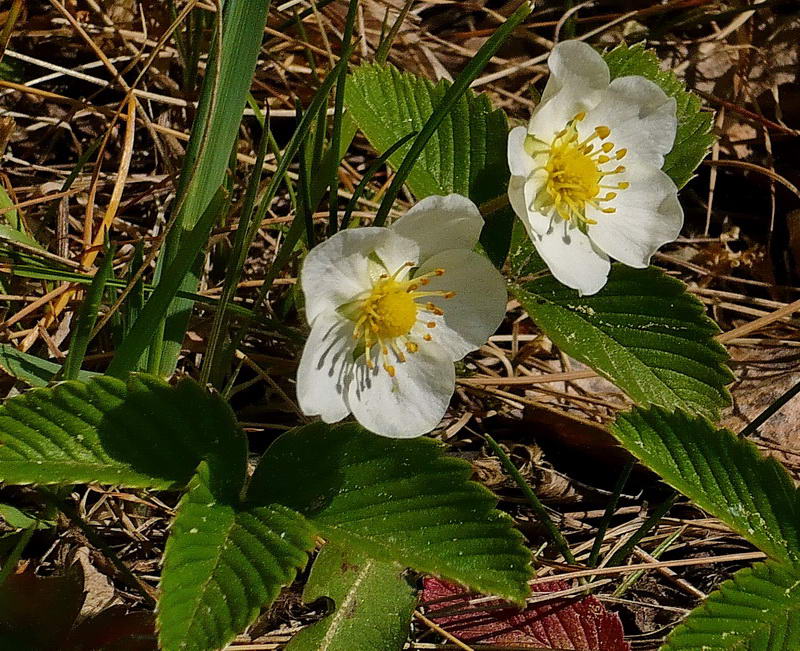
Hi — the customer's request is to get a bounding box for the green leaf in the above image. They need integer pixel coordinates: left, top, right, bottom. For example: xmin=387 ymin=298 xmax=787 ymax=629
xmin=344 ymin=63 xmax=509 ymax=206
xmin=513 ymin=265 xmax=732 ymax=420
xmin=0 ymin=374 xmax=245 ymax=489
xmin=0 ymin=343 xmax=96 ymax=387
xmin=286 ymin=544 xmax=416 ymax=651
xmin=610 ymin=406 xmax=800 ymax=564
xmin=603 ymin=42 xmax=714 ymax=189
xmin=0 ymin=503 xmax=53 ymax=530
xmin=664 ymin=560 xmax=800 ymax=650
xmin=158 ymin=461 xmax=315 ymax=651
xmin=249 ymin=423 xmax=532 ymax=604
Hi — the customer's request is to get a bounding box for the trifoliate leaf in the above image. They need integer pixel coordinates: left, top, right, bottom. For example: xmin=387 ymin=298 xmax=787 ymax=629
xmin=248 ymin=422 xmax=532 ymax=604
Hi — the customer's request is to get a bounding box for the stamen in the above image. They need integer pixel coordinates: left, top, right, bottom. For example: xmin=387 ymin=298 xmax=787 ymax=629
xmin=426 ymin=322 xmax=436 ymax=328
xmin=423 ymin=334 xmax=432 ymax=341
xmin=595 ymin=126 xmax=611 ymax=139
xmin=601 ymin=142 xmax=614 ymax=153
xmin=383 ymin=363 xmax=396 ymax=377
xmin=616 ymin=148 xmax=627 ymax=159
xmin=405 ymin=341 xmax=419 ymax=353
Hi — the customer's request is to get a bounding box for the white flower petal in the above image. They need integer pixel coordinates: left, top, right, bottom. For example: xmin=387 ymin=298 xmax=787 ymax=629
xmin=508 ymin=126 xmax=534 ymax=178
xmin=372 ymin=230 xmax=422 ymax=280
xmin=301 ymin=227 xmax=390 ymax=323
xmin=527 ymin=219 xmax=611 ymax=295
xmin=582 ymin=76 xmax=677 ymax=169
xmin=347 ymin=342 xmax=455 ymax=438
xmin=528 ymin=41 xmax=609 ymax=140
xmin=297 ymin=313 xmax=354 ymax=423
xmin=588 ymin=166 xmax=683 ymax=268
xmin=414 ymin=249 xmax=506 ymax=360
xmin=389 ymin=194 xmax=483 ymax=261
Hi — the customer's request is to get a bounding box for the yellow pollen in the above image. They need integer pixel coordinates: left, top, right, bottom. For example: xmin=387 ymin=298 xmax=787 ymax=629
xmin=529 ymin=113 xmax=630 ymax=229
xmin=348 ymin=263 xmax=455 ymax=376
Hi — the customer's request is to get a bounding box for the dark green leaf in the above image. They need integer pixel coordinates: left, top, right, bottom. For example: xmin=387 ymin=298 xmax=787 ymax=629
xmin=158 ymin=462 xmax=315 ymax=651
xmin=513 ymin=265 xmax=732 ymax=420
xmin=611 ymin=406 xmax=800 ymax=564
xmin=249 ymin=423 xmax=532 ymax=604
xmin=0 ymin=374 xmax=245 ymax=489
xmin=664 ymin=560 xmax=800 ymax=650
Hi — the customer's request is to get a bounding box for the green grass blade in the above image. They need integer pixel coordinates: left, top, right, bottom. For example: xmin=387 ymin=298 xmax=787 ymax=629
xmin=61 ymin=248 xmax=114 ymax=381
xmin=150 ymin=0 xmax=272 ymax=377
xmin=107 ymin=191 xmax=222 ymax=378
xmin=327 ymin=0 xmax=359 ymax=234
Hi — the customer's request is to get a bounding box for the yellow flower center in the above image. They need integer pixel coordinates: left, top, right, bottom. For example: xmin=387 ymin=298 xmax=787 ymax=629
xmin=348 ymin=262 xmax=455 ymax=377
xmin=527 ymin=112 xmax=630 ymax=229
xmin=362 ymin=280 xmax=418 ymax=339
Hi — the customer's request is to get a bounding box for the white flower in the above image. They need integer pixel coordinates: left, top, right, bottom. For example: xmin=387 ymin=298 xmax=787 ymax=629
xmin=508 ymin=40 xmax=684 ymax=295
xmin=297 ymin=194 xmax=507 ymax=438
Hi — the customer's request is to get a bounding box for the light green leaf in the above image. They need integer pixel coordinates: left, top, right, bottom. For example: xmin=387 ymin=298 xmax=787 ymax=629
xmin=603 ymin=42 xmax=714 ymax=189
xmin=0 ymin=343 xmax=96 ymax=387
xmin=345 ymin=63 xmax=508 ymax=204
xmin=513 ymin=265 xmax=732 ymax=420
xmin=664 ymin=560 xmax=800 ymax=650
xmin=286 ymin=544 xmax=416 ymax=651
xmin=249 ymin=423 xmax=532 ymax=604
xmin=158 ymin=461 xmax=315 ymax=651
xmin=0 ymin=183 xmax=22 ymax=232
xmin=0 ymin=503 xmax=53 ymax=530
xmin=0 ymin=374 xmax=245 ymax=489
xmin=610 ymin=406 xmax=800 ymax=564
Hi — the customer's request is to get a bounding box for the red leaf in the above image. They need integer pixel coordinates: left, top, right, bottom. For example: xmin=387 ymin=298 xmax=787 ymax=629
xmin=421 ymin=577 xmax=629 ymax=651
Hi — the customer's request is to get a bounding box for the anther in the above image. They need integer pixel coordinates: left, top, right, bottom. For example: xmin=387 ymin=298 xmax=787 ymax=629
xmin=574 ymin=111 xmax=586 ymax=121
xmin=602 ymin=207 xmax=616 ymax=214
xmin=383 ymin=364 xmax=396 ymax=377
xmin=423 ymin=334 xmax=432 ymax=341
xmin=405 ymin=342 xmax=419 ymax=353
xmin=426 ymin=322 xmax=436 ymax=328
xmin=601 ymin=142 xmax=614 ymax=153
xmin=616 ymin=148 xmax=627 ymax=159
xmin=434 ymin=268 xmax=445 ymax=276
xmin=597 ymin=155 xmax=610 ymax=164
xmin=618 ymin=181 xmax=630 ymax=189
xmin=604 ymin=192 xmax=617 ymax=200
xmin=443 ymin=291 xmax=456 ymax=299
xmin=595 ymin=126 xmax=611 ymax=139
